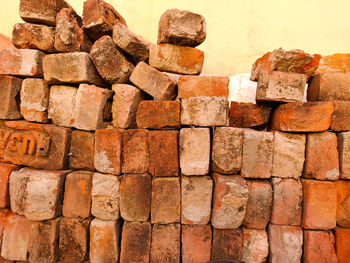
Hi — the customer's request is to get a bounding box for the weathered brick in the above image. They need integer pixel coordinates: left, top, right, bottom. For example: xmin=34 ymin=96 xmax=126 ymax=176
xmin=113 ymin=23 xmax=151 ymax=62
xmin=43 ymin=52 xmax=105 ymax=86
xmin=151 ymin=177 xmax=180 ymax=224
xmin=149 ymin=130 xmax=179 ymax=177
xmin=335 ymin=227 xmax=350 ymax=263
xmin=179 ymin=128 xmax=210 ymax=176
xmin=90 ymin=36 xmax=133 ymax=84
xmin=181 ymin=176 xmax=212 ymax=225
xmin=0 ymin=75 xmax=22 ymax=120
xmin=62 ymin=171 xmax=92 ymax=218
xmin=241 ymin=129 xmax=274 ymax=178
xmin=304 ymin=132 xmax=339 ymax=180
xmin=71 ymin=84 xmax=112 ymax=131
xmin=0 ymin=163 xmax=19 ymax=208
xmin=331 ymin=101 xmax=350 ymax=131
xmin=272 ymin=131 xmax=306 ymax=179
xmin=0 ymin=48 xmax=44 ymax=77
xmin=211 ymin=228 xmax=243 ymax=261
xmin=158 ymin=9 xmax=206 ymax=47
xmin=130 ymin=62 xmax=176 ymax=100
xmin=122 ymin=129 xmax=149 ymax=174
xmin=151 ymin=224 xmax=180 ymax=263
xmin=120 ymin=174 xmax=151 ymax=222
xmin=243 ymin=180 xmax=273 ymax=229
xmin=242 ymin=228 xmax=269 ymax=263
xmin=181 ymin=224 xmax=211 ymax=263
xmin=250 ymin=52 xmax=272 ymax=81
xmin=256 ymin=71 xmax=307 ymax=102
xmin=149 ymin=44 xmax=204 ymax=75
xmin=59 ymin=217 xmax=90 ymax=263
xmin=271 ymin=178 xmax=303 ymax=226
xmin=83 ymin=0 xmax=126 ymax=40
xmin=69 ymin=130 xmax=94 ymax=171
xmin=136 ymin=101 xmax=180 ymax=129
xmin=212 ymin=173 xmax=248 ymax=229
xmin=90 ymin=219 xmax=121 ymax=263
xmin=120 ymin=221 xmax=151 ymax=263
xmin=1 ymin=213 xmax=31 ymax=261
xmin=94 ymin=129 xmax=124 ymax=175
xmin=25 ymin=169 xmax=69 ymax=221
xmin=0 ymin=120 xmax=70 ymax=170
xmin=338 ymin=132 xmax=350 ymax=179
xmin=316 ymin=53 xmax=350 ymax=74
xmin=91 ymin=173 xmax=120 ymax=221
xmin=28 ymin=218 xmax=60 ymax=263
xmin=336 ymin=180 xmax=350 ymax=228
xmin=304 ymin=230 xmax=337 ymax=263
xmin=0 ymin=209 xmax=10 ymax=257
xmin=229 ymin=102 xmax=270 ymax=128
xmin=12 ymin=23 xmax=55 ymax=52
xmin=181 ymin=96 xmax=229 ymax=126
xmin=271 ymin=101 xmax=334 ymax=132
xmin=163 ymin=71 xmax=182 ymax=84
xmin=268 ymin=224 xmax=303 ymax=263
xmin=302 ymin=179 xmax=337 ymax=230
xmin=9 ymin=168 xmax=30 ymax=215
xmin=212 ymin=127 xmax=242 ymax=174
xmin=19 ymin=0 xmax=70 ymax=26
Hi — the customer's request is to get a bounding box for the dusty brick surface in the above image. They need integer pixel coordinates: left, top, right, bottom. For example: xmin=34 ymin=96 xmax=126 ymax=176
xmin=211 ymin=228 xmax=243 ymax=261
xmin=336 ymin=180 xmax=350 ymax=228
xmin=335 ymin=227 xmax=350 ymax=263
xmin=303 ymin=230 xmax=337 ymax=263
xmin=316 ymin=53 xmax=350 ymax=74
xmin=242 ymin=228 xmax=269 ymax=263
xmin=243 ymin=180 xmax=273 ymax=229
xmin=0 ymin=209 xmax=10 ymax=257
xmin=212 ymin=174 xmax=248 ymax=229
xmin=9 ymin=167 xmax=31 ymax=215
xmin=229 ymin=102 xmax=270 ymax=128
xmin=338 ymin=132 xmax=350 ymax=179
xmin=179 ymin=128 xmax=210 ymax=176
xmin=0 ymin=163 xmax=19 ymax=208
xmin=0 ymin=75 xmax=22 ymax=120
xmin=241 ymin=129 xmax=274 ymax=179
xmin=62 ymin=171 xmax=93 ymax=218
xmin=331 ymin=101 xmax=350 ymax=131
xmin=120 ymin=174 xmax=151 ymax=222
xmin=69 ymin=130 xmax=95 ymax=171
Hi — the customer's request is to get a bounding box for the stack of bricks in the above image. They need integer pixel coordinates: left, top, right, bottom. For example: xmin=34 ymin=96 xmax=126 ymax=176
xmin=0 ymin=1 xmax=349 ymax=263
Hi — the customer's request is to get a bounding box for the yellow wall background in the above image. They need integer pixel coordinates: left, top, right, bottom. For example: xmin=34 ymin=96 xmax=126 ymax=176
xmin=1 ymin=0 xmax=350 ymax=75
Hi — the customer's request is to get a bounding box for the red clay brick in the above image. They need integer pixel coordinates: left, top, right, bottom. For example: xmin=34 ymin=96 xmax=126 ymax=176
xmin=331 ymin=101 xmax=350 ymax=131
xmin=211 ymin=228 xmax=243 ymax=261
xmin=69 ymin=130 xmax=94 ymax=171
xmin=242 ymin=228 xmax=269 ymax=263
xmin=336 ymin=180 xmax=350 ymax=228
xmin=335 ymin=227 xmax=350 ymax=263
xmin=229 ymin=102 xmax=270 ymax=128
xmin=338 ymin=132 xmax=350 ymax=179
xmin=0 ymin=163 xmax=19 ymax=208
xmin=303 ymin=230 xmax=337 ymax=263
xmin=316 ymin=53 xmax=350 ymax=74
xmin=0 ymin=75 xmax=22 ymax=120
xmin=0 ymin=209 xmax=10 ymax=256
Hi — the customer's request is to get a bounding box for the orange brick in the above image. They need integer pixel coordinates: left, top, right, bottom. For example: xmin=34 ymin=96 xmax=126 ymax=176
xmin=331 ymin=101 xmax=350 ymax=131
xmin=211 ymin=228 xmax=243 ymax=261
xmin=336 ymin=180 xmax=350 ymax=228
xmin=69 ymin=130 xmax=95 ymax=171
xmin=229 ymin=102 xmax=270 ymax=128
xmin=0 ymin=75 xmax=22 ymax=119
xmin=0 ymin=209 xmax=10 ymax=256
xmin=316 ymin=53 xmax=350 ymax=74
xmin=0 ymin=163 xmax=19 ymax=208
xmin=242 ymin=228 xmax=269 ymax=263
xmin=303 ymin=230 xmax=337 ymax=263
xmin=335 ymin=227 xmax=350 ymax=263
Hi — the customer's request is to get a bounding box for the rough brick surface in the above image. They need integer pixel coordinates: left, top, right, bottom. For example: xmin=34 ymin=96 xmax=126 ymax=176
xmin=272 ymin=131 xmax=306 ymax=179
xmin=28 ymin=218 xmax=60 ymax=263
xmin=0 ymin=163 xmax=19 ymax=208
xmin=212 ymin=174 xmax=248 ymax=229
xmin=229 ymin=102 xmax=270 ymax=128
xmin=241 ymin=130 xmax=274 ymax=178
xmin=304 ymin=132 xmax=339 ymax=180
xmin=316 ymin=53 xmax=350 ymax=74
xmin=91 ymin=173 xmax=120 ymax=221
xmin=181 ymin=224 xmax=212 ymax=263
xmin=242 ymin=228 xmax=269 ymax=263
xmin=271 ymin=101 xmax=334 ymax=132
xmin=120 ymin=174 xmax=151 ymax=222
xmin=62 ymin=171 xmax=93 ymax=218
xmin=137 ymin=101 xmax=181 ymax=129
xmin=335 ymin=227 xmax=350 ymax=263
xmin=90 ymin=219 xmax=121 ymax=263
xmin=149 ymin=44 xmax=204 ymax=75
xmin=181 ymin=96 xmax=229 ymax=126
xmin=149 ymin=130 xmax=179 ymax=177
xmin=151 ymin=224 xmax=180 ymax=263
xmin=179 ymin=128 xmax=210 ymax=176
xmin=331 ymin=101 xmax=350 ymax=131
xmin=69 ymin=130 xmax=94 ymax=171
xmin=243 ymin=180 xmax=273 ymax=229
xmin=9 ymin=168 xmax=31 ymax=215
xmin=268 ymin=224 xmax=303 ymax=263
xmin=181 ymin=176 xmax=212 ymax=225
xmin=59 ymin=217 xmax=90 ymax=263
xmin=90 ymin=36 xmax=134 ymax=84
xmin=20 ymin=78 xmax=49 ymax=123
xmin=0 ymin=75 xmax=22 ymax=120
xmin=12 ymin=23 xmax=55 ymax=52
xmin=43 ymin=52 xmax=105 ymax=86
xmin=302 ymin=180 xmax=337 ymax=230
xmin=178 ymin=75 xmax=229 ymax=98
xmin=0 ymin=48 xmax=44 ymax=77
xmin=130 ymin=62 xmax=176 ymax=100
xmin=0 ymin=209 xmax=10 ymax=257
xmin=158 ymin=8 xmax=206 ymax=47
xmin=25 ymin=169 xmax=68 ymax=221
xmin=336 ymin=180 xmax=350 ymax=228
xmin=256 ymin=71 xmax=307 ymax=102
xmin=303 ymin=230 xmax=337 ymax=263
xmin=71 ymin=84 xmax=112 ymax=131
xmin=338 ymin=132 xmax=350 ymax=179
xmin=94 ymin=129 xmax=123 ymax=175
xmin=212 ymin=127 xmax=242 ymax=174
xmin=211 ymin=228 xmax=243 ymax=261
xmin=113 ymin=23 xmax=151 ymax=62
xmin=120 ymin=221 xmax=151 ymax=263
xmin=271 ymin=178 xmax=303 ymax=226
